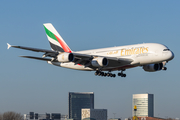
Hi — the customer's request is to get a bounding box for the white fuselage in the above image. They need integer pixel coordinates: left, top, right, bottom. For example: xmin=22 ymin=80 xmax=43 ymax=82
xmin=48 ymin=43 xmax=174 ymax=71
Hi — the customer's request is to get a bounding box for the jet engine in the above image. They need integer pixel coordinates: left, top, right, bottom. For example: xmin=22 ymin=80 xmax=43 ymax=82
xmin=91 ymin=57 xmax=108 ymax=67
xmin=143 ymin=63 xmax=163 ymax=72
xmin=56 ymin=52 xmax=74 ymax=62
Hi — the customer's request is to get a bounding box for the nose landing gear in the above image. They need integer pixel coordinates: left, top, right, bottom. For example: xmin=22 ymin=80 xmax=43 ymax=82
xmin=162 ymin=67 xmax=167 ymax=71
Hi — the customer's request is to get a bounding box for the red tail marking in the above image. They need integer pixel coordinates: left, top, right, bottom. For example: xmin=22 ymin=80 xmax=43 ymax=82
xmin=54 ymin=35 xmax=72 ymax=53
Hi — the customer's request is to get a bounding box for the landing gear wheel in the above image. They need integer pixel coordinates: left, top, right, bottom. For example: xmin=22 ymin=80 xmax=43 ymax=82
xmin=113 ymin=74 xmax=116 ymax=78
xmin=118 ymin=73 xmax=122 ymax=76
xmin=101 ymin=72 xmax=104 ymax=76
xmin=121 ymin=74 xmax=126 ymax=77
xmin=110 ymin=73 xmax=113 ymax=77
xmin=104 ymin=73 xmax=107 ymax=77
xmin=118 ymin=69 xmax=127 ymax=77
xmin=95 ymin=71 xmax=99 ymax=76
xmin=163 ymin=67 xmax=167 ymax=71
xmin=123 ymin=74 xmax=126 ymax=77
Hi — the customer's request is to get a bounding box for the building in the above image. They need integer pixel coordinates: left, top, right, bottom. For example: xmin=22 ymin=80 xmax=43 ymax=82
xmin=132 ymin=94 xmax=154 ymax=117
xmin=132 ymin=117 xmax=165 ymax=120
xmin=124 ymin=118 xmax=131 ymax=120
xmin=82 ymin=109 xmax=107 ymax=120
xmin=24 ymin=112 xmax=62 ymax=120
xmin=69 ymin=92 xmax=94 ymax=120
xmin=109 ymin=119 xmax=121 ymax=120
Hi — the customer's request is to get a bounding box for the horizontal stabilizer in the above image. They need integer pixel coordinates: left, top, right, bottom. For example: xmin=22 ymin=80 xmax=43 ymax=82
xmin=7 ymin=44 xmax=59 ymax=57
xmin=10 ymin=45 xmax=57 ymax=53
xmin=20 ymin=56 xmax=53 ymax=61
xmin=7 ymin=43 xmax=11 ymax=49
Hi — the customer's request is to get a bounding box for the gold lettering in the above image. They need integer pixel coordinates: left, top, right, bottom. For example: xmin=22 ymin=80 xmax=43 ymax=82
xmin=143 ymin=48 xmax=146 ymax=53
xmin=142 ymin=47 xmax=148 ymax=53
xmin=131 ymin=49 xmax=136 ymax=54
xmin=121 ymin=49 xmax=125 ymax=56
xmin=120 ymin=47 xmax=149 ymax=56
xmin=126 ymin=49 xmax=132 ymax=55
xmin=107 ymin=50 xmax=119 ymax=55
xmin=62 ymin=55 xmax=64 ymax=60
xmin=145 ymin=47 xmax=149 ymax=53
xmin=140 ymin=47 xmax=143 ymax=54
xmin=135 ymin=48 xmax=140 ymax=54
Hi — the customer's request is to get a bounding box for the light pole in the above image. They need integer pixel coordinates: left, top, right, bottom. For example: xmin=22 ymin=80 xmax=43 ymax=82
xmin=133 ymin=105 xmax=137 ymax=120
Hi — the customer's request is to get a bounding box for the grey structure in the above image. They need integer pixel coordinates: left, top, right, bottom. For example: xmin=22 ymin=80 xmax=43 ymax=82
xmin=132 ymin=94 xmax=154 ymax=117
xmin=24 ymin=112 xmax=62 ymax=120
xmin=69 ymin=92 xmax=94 ymax=120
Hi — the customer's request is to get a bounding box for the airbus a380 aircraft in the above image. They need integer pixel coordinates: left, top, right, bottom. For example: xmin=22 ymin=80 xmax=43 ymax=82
xmin=7 ymin=23 xmax=174 ymax=78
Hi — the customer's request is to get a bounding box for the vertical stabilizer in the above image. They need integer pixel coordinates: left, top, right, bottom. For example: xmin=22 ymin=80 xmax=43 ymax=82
xmin=43 ymin=23 xmax=72 ymax=53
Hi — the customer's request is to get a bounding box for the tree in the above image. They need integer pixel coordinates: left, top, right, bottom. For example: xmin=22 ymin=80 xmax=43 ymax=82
xmin=0 ymin=114 xmax=3 ymax=120
xmin=0 ymin=111 xmax=23 ymax=120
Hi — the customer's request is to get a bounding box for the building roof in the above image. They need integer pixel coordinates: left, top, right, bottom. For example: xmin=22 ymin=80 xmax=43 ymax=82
xmin=69 ymin=92 xmax=94 ymax=94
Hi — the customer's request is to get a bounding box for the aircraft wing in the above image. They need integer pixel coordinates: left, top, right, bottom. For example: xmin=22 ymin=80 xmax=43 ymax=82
xmin=7 ymin=43 xmax=58 ymax=57
xmin=20 ymin=56 xmax=56 ymax=61
xmin=72 ymin=52 xmax=133 ymax=68
xmin=73 ymin=52 xmax=132 ymax=62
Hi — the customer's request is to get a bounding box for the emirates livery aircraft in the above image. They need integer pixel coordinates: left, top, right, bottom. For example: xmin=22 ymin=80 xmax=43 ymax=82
xmin=7 ymin=23 xmax=174 ymax=78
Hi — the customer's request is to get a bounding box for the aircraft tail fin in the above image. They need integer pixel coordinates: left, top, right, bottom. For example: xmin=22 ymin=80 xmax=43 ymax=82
xmin=43 ymin=23 xmax=72 ymax=53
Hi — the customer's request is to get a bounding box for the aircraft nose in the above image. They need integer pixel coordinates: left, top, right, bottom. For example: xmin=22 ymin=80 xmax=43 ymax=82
xmin=171 ymin=51 xmax=174 ymax=59
xmin=169 ymin=51 xmax=174 ymax=61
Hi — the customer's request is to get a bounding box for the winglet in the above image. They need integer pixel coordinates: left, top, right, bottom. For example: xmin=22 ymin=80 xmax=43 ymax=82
xmin=7 ymin=43 xmax=11 ymax=49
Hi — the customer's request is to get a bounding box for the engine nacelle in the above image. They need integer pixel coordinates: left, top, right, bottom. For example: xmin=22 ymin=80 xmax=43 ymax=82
xmin=56 ymin=52 xmax=74 ymax=62
xmin=143 ymin=63 xmax=163 ymax=72
xmin=91 ymin=57 xmax=108 ymax=67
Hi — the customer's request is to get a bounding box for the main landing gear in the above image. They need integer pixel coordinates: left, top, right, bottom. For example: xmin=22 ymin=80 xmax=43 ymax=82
xmin=95 ymin=71 xmax=116 ymax=77
xmin=95 ymin=69 xmax=126 ymax=78
xmin=118 ymin=69 xmax=126 ymax=77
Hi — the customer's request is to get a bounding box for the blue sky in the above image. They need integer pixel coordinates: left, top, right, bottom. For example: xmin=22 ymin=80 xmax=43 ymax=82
xmin=0 ymin=0 xmax=180 ymax=119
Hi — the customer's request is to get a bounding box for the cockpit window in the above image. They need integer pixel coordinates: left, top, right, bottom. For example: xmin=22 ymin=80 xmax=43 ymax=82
xmin=163 ymin=49 xmax=170 ymax=51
